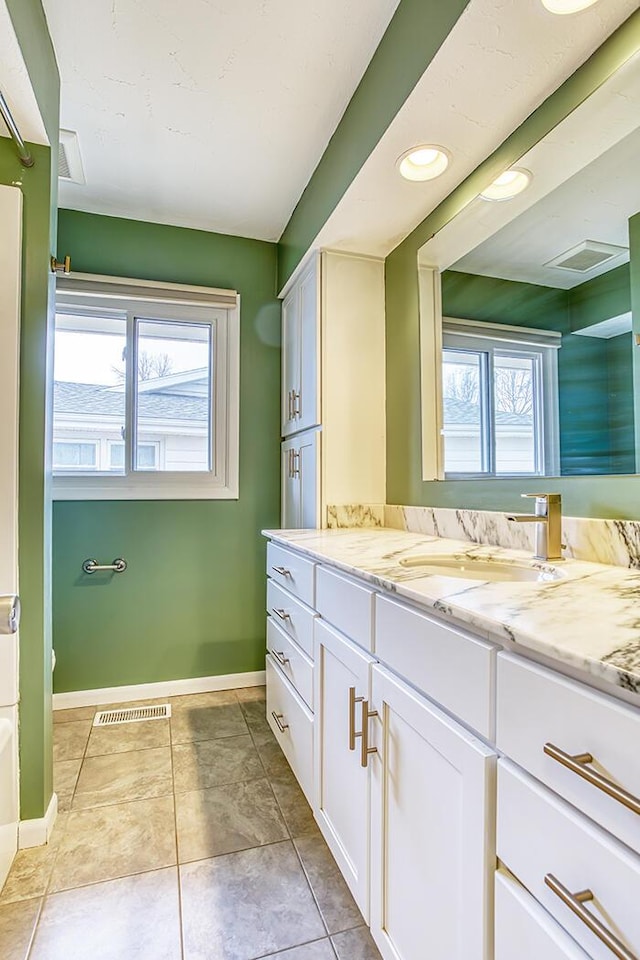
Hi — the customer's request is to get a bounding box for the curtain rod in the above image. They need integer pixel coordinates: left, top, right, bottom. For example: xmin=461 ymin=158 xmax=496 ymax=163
xmin=0 ymin=91 xmax=34 ymax=168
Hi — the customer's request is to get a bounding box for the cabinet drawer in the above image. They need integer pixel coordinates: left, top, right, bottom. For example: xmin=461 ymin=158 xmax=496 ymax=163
xmin=375 ymin=595 xmax=495 ymax=739
xmin=316 ymin=565 xmax=375 ymax=651
xmin=266 ymin=579 xmax=316 ymax=659
xmin=497 ymin=653 xmax=640 ymax=855
xmin=267 ymin=542 xmax=315 ymax=607
xmin=495 ymin=869 xmax=590 ymax=960
xmin=497 ymin=760 xmax=640 ymax=960
xmin=266 ymin=656 xmax=314 ymax=804
xmin=267 ymin=617 xmax=314 ymax=710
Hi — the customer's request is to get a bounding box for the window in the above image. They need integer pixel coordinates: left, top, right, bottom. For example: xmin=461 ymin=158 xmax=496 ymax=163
xmin=52 ymin=275 xmax=239 ymax=500
xmin=441 ymin=318 xmax=560 ymax=477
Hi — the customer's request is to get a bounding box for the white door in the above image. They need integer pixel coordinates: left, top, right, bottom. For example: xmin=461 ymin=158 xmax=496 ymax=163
xmin=369 ymin=664 xmax=496 ymax=960
xmin=281 ymin=429 xmax=320 ymax=529
xmin=281 ymin=287 xmax=299 ymax=438
xmin=0 ymin=184 xmax=23 ymax=888
xmin=281 ymin=436 xmax=300 ymax=528
xmin=314 ymin=618 xmax=375 ymax=918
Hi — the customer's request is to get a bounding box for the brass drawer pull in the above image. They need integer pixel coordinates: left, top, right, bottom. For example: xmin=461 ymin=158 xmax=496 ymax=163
xmin=271 ymin=711 xmax=289 ymax=734
xmin=544 ymin=743 xmax=640 ymax=816
xmin=360 ymin=699 xmax=378 ymax=768
xmin=272 ymin=608 xmax=291 ymax=623
xmin=271 ymin=565 xmax=291 ymax=577
xmin=273 ymin=649 xmax=290 ymax=667
xmin=545 ymin=874 xmax=638 ymax=960
xmin=348 ymin=686 xmax=364 ymax=751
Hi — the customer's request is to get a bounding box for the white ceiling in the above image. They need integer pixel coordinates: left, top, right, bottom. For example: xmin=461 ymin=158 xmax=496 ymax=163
xmin=0 ymin=1 xmax=48 ymax=146
xmin=418 ymin=48 xmax=640 ymax=288
xmin=314 ymin=0 xmax=640 ymax=259
xmin=42 ymin=0 xmax=400 ymax=240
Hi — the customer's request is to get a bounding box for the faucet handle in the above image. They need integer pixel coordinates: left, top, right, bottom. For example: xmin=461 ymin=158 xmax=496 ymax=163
xmin=521 ymin=493 xmax=561 ymax=502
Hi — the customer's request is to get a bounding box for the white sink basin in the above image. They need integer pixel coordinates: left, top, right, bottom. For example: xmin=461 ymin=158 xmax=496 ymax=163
xmin=399 ymin=555 xmax=565 ymax=583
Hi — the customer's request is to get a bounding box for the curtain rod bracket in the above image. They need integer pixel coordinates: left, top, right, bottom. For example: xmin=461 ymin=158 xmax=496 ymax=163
xmin=0 ymin=91 xmax=35 ymax=168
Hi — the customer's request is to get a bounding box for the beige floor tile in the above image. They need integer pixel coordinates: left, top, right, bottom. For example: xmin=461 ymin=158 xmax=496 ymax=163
xmin=0 ymin=845 xmax=58 ymax=905
xmin=249 ymin=717 xmax=279 ymax=748
xmin=49 ymin=795 xmax=177 ymax=892
xmin=172 ymin=734 xmax=264 ymax=793
xmin=52 ymin=759 xmax=82 ymax=808
xmin=263 ymin=941 xmax=336 ymax=960
xmin=170 ymin=701 xmax=248 ymax=744
xmin=257 ymin=737 xmax=292 ymax=776
xmin=270 ymin=769 xmax=320 ymax=839
xmin=0 ymin=898 xmax=41 ymax=960
xmin=294 ymin=836 xmax=362 ymax=934
xmin=86 ymin=718 xmax=170 ymax=757
xmin=170 ymin=689 xmax=238 ymax=709
xmin=176 ymin=777 xmax=288 ymax=862
xmin=72 ymin=747 xmax=173 ymax=809
xmin=30 ymin=868 xmax=182 ymax=960
xmin=235 ymin=685 xmax=266 ymax=702
xmin=239 ymin=697 xmax=268 ymax=725
xmin=52 ymin=720 xmax=92 ymax=762
xmin=180 ymin=842 xmax=325 ymax=960
xmin=331 ymin=926 xmax=382 ymax=960
xmin=53 ymin=706 xmax=96 ymax=724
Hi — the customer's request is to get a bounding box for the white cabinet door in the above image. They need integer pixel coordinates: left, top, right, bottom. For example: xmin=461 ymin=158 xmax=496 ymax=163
xmin=314 ymin=618 xmax=375 ymax=919
xmin=370 ymin=664 xmax=496 ymax=960
xmin=297 ymin=258 xmax=320 ymax=433
xmin=281 ymin=287 xmax=300 ymax=438
xmin=281 ymin=430 xmax=319 ymax=529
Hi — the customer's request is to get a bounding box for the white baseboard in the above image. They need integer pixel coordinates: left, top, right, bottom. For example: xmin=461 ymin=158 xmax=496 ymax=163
xmin=52 ymin=670 xmax=267 ymax=711
xmin=19 ymin=792 xmax=58 ymax=849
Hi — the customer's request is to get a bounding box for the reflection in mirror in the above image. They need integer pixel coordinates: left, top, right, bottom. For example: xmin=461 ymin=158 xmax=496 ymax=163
xmin=418 ymin=50 xmax=640 ymax=480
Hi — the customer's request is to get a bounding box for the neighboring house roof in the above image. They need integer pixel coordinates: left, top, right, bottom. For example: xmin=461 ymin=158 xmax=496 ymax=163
xmin=443 ymin=397 xmax=531 ymax=426
xmin=54 ymin=381 xmax=208 ymax=421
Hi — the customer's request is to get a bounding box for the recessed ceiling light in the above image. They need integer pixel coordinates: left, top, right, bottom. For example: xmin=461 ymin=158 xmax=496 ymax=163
xmin=541 ymin=0 xmax=600 ymax=13
xmin=397 ymin=145 xmax=450 ymax=182
xmin=480 ymin=168 xmax=532 ymax=201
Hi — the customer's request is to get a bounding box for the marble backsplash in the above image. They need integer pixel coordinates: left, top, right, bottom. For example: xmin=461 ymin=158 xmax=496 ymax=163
xmin=326 ymin=503 xmax=640 ymax=569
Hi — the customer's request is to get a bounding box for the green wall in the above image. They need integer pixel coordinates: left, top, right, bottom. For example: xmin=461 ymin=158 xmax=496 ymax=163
xmin=52 ymin=211 xmax=280 ymax=693
xmin=4 ymin=0 xmax=59 ymax=820
xmin=630 ymin=212 xmax=640 ymax=457
xmin=385 ymin=11 xmax=640 ymax=520
xmin=278 ymin=0 xmax=471 ymax=289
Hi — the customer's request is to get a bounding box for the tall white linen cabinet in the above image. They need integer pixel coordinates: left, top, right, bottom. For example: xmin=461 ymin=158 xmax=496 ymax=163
xmin=279 ymin=250 xmax=386 ymax=528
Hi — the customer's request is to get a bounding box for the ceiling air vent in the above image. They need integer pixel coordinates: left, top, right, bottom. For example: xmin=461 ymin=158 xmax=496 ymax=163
xmin=545 ymin=240 xmax=628 ymax=273
xmin=58 ymin=129 xmax=85 ymax=184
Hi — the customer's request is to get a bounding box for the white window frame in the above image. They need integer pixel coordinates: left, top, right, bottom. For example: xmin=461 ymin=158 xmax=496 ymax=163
xmin=52 ymin=273 xmax=240 ymax=501
xmin=442 ymin=318 xmax=560 ymax=479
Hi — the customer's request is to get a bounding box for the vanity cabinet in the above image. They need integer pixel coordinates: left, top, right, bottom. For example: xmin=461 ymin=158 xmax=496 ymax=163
xmin=279 ymin=250 xmax=386 ymax=527
xmin=313 ymin=617 xmax=375 ymax=918
xmin=369 ymin=664 xmax=496 ymax=960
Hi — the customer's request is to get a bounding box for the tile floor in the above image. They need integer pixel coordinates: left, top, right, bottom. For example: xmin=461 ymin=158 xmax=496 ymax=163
xmin=0 ymin=687 xmax=382 ymax=960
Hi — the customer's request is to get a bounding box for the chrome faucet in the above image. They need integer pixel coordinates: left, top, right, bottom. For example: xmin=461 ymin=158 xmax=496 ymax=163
xmin=506 ymin=493 xmax=563 ymax=562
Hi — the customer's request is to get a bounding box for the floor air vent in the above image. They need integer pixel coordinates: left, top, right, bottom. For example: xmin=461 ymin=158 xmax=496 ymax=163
xmin=93 ymin=704 xmax=171 ymax=727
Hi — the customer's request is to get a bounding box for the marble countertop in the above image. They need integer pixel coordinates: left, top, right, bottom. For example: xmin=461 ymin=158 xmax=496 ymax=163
xmin=263 ymin=527 xmax=640 ymax=700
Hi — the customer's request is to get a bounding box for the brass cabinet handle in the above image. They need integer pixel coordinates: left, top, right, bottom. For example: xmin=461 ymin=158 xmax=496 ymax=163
xmin=273 ymin=649 xmax=290 ymax=666
xmin=360 ymin=699 xmax=378 ymax=768
xmin=271 ymin=711 xmax=289 ymax=734
xmin=348 ymin=686 xmax=364 ymax=751
xmin=544 ymin=743 xmax=640 ymax=816
xmin=545 ymin=874 xmax=638 ymax=960
xmin=272 ymin=608 xmax=291 ymax=622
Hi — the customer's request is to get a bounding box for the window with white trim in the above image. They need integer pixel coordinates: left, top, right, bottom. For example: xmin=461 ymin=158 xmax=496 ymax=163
xmin=441 ymin=318 xmax=560 ymax=478
xmin=52 ymin=275 xmax=240 ymax=500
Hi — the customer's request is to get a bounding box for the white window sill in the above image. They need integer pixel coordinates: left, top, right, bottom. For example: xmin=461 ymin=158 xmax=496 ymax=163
xmin=52 ymin=475 xmax=239 ymax=501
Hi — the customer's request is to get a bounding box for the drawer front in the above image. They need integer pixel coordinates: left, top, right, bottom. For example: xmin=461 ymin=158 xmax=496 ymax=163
xmin=266 ymin=579 xmax=316 ymax=659
xmin=267 ymin=617 xmax=314 ymax=710
xmin=267 ymin=542 xmax=315 ymax=607
xmin=495 ymin=870 xmax=590 ymax=960
xmin=266 ymin=656 xmax=314 ymax=804
xmin=375 ymin=594 xmax=495 ymax=739
xmin=497 ymin=760 xmax=640 ymax=960
xmin=497 ymin=653 xmax=640 ymax=855
xmin=316 ymin=565 xmax=375 ymax=651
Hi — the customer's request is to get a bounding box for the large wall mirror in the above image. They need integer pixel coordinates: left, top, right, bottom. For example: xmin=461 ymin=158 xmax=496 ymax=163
xmin=418 ymin=49 xmax=640 ymax=482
